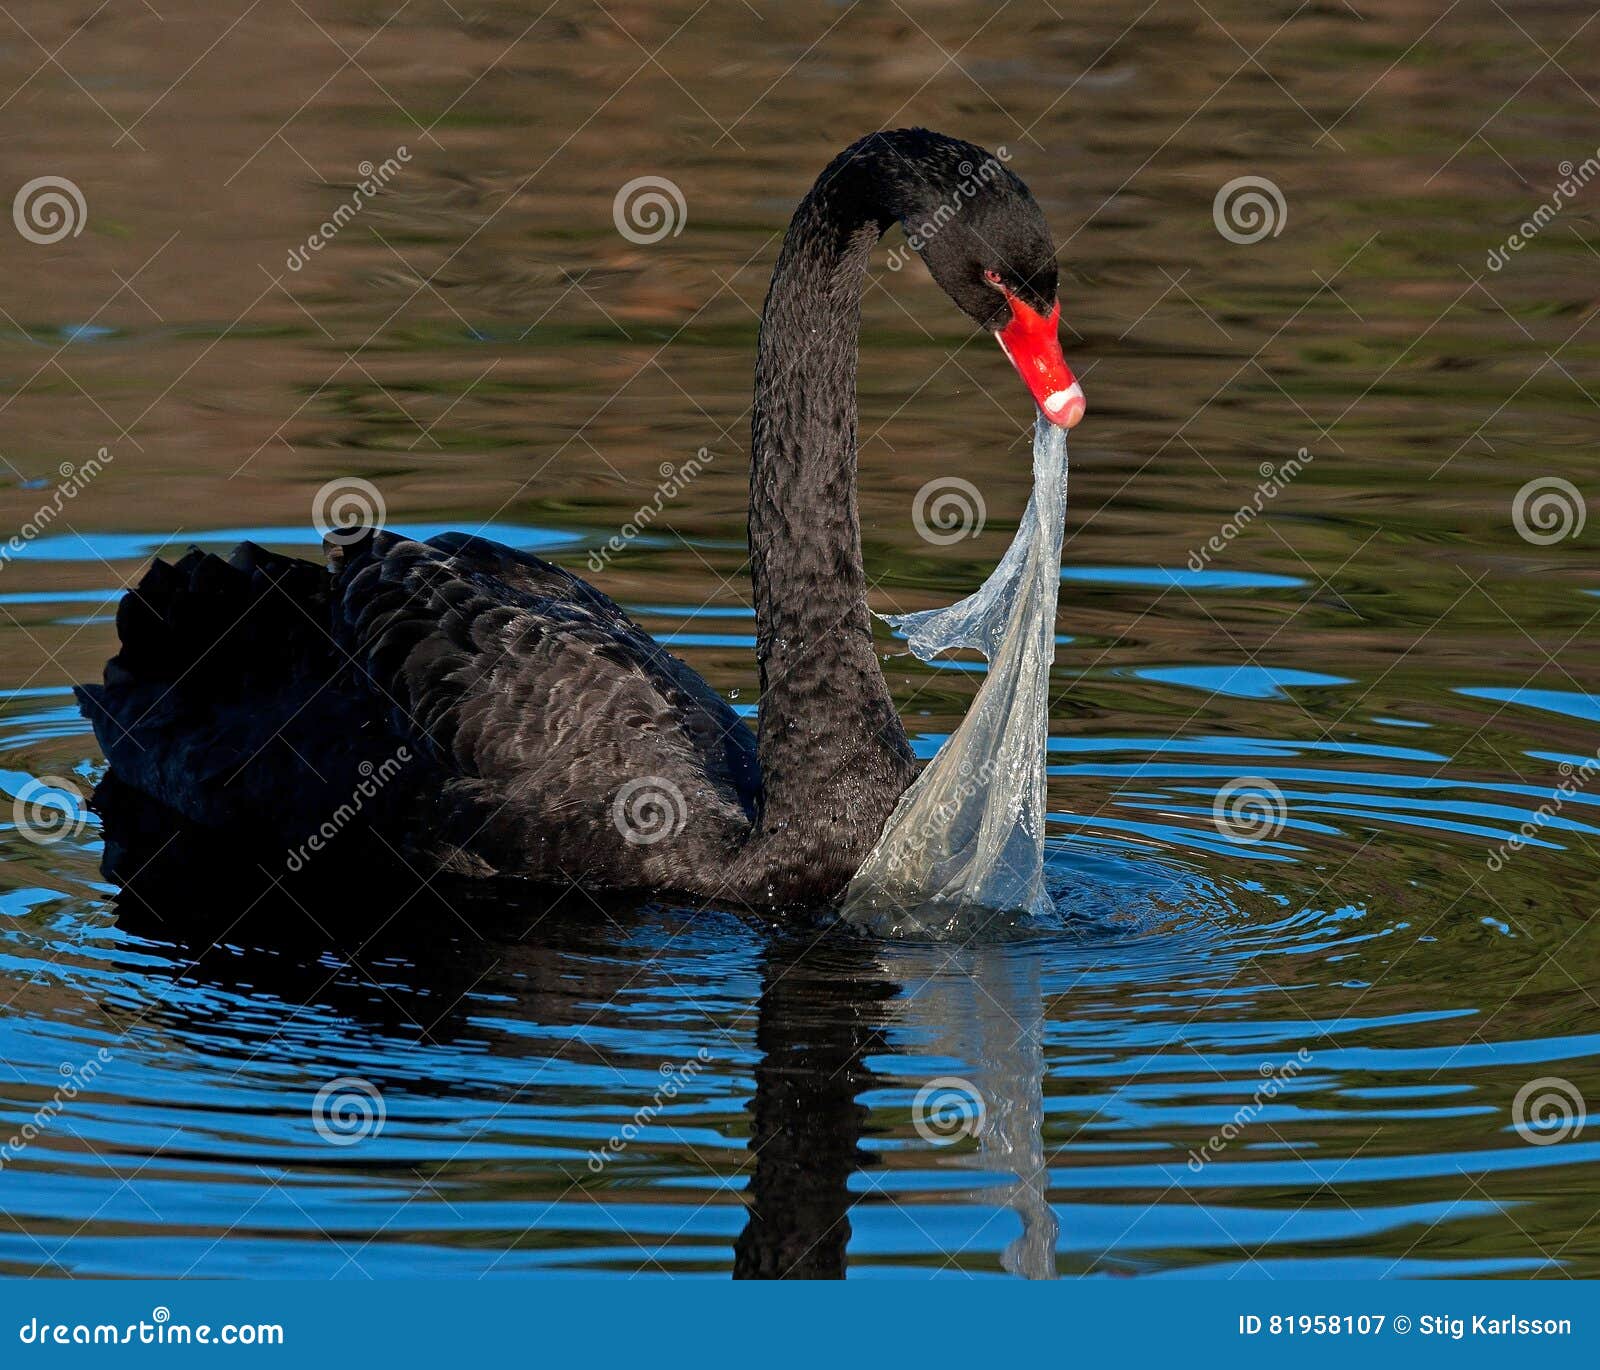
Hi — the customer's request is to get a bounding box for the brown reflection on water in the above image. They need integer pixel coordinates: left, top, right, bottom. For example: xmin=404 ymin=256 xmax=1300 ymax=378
xmin=3 ymin=3 xmax=1594 ymax=820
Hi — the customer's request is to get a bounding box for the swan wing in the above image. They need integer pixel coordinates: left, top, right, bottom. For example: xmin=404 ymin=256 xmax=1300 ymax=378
xmin=78 ymin=533 xmax=759 ymax=892
xmin=328 ymin=530 xmax=759 ymax=886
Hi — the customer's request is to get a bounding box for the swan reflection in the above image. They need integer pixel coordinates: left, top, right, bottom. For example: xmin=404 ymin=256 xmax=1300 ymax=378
xmin=879 ymin=943 xmax=1057 ymax=1280
xmin=734 ymin=934 xmax=1057 ymax=1278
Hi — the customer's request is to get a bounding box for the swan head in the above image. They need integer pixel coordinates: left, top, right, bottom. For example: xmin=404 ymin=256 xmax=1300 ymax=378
xmin=893 ymin=134 xmax=1084 ymax=429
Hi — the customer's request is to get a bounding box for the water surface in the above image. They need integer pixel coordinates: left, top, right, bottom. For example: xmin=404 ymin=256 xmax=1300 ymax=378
xmin=1 ymin=0 xmax=1597 ymax=1278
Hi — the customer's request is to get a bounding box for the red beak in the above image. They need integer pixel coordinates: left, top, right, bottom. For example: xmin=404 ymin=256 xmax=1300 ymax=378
xmin=994 ymin=290 xmax=1085 ymax=428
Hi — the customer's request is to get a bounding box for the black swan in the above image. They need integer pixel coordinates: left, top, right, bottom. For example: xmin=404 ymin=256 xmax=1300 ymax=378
xmin=76 ymin=129 xmax=1083 ymax=911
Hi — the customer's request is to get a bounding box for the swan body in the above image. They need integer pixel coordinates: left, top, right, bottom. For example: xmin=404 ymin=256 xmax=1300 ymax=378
xmin=77 ymin=129 xmax=1080 ymax=911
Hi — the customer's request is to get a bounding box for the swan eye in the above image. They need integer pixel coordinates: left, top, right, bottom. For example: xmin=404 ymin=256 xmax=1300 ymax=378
xmin=982 ymin=268 xmax=1003 ymax=287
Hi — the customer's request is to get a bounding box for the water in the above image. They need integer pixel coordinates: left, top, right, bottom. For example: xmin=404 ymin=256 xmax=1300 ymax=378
xmin=2 ymin=0 xmax=1597 ymax=1278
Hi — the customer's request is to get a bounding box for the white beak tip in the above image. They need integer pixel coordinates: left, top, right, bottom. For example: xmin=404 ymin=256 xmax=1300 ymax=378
xmin=1043 ymin=382 xmax=1086 ymax=427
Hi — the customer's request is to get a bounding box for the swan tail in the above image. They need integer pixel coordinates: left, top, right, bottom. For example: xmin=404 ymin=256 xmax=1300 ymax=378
xmin=77 ymin=542 xmax=407 ymax=845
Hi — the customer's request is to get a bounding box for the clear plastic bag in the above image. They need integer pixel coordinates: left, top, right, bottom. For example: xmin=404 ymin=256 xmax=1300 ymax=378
xmin=843 ymin=414 xmax=1067 ymax=937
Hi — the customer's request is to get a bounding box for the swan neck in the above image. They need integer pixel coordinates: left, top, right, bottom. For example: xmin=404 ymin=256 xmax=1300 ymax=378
xmin=745 ymin=170 xmax=914 ymax=888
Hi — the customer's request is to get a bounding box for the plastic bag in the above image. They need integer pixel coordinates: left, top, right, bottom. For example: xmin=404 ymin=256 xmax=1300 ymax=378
xmin=842 ymin=413 xmax=1067 ymax=937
